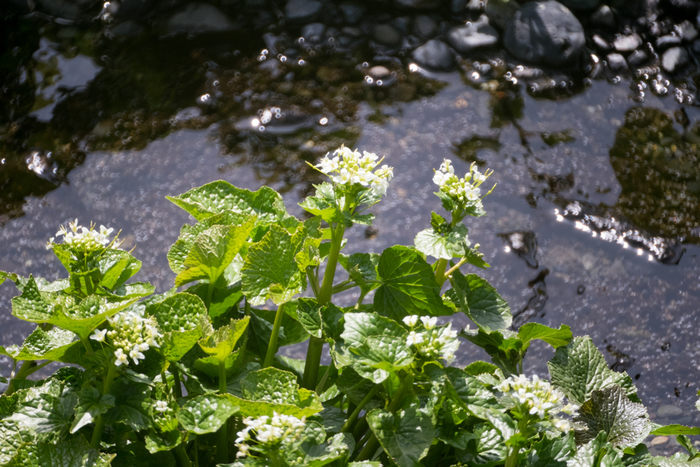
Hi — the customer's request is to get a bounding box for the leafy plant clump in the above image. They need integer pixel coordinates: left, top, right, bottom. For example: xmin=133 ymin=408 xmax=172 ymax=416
xmin=0 ymin=146 xmax=698 ymax=466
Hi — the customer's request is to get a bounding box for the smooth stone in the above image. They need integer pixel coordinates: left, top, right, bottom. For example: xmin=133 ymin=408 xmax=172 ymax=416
xmin=394 ymin=0 xmax=441 ymax=10
xmin=411 ymin=39 xmax=454 ymax=70
xmin=34 ymin=0 xmax=92 ymax=20
xmin=166 ymin=3 xmax=235 ymax=35
xmin=590 ymin=5 xmax=616 ymax=29
xmin=368 ymin=65 xmax=391 ymax=79
xmin=372 ymin=24 xmax=403 ymax=47
xmin=627 ymin=49 xmax=648 ymax=67
xmin=301 ymin=22 xmax=326 ymax=43
xmin=259 ymin=58 xmax=284 ymax=79
xmin=447 ymin=15 xmax=499 ymax=54
xmin=504 ymin=1 xmax=585 ymax=68
xmin=676 ymin=20 xmax=698 ymax=42
xmin=656 ymin=34 xmax=682 ymax=50
xmin=693 ymin=39 xmax=700 ymax=54
xmin=414 ymin=15 xmax=438 ymax=39
xmin=339 ymin=1 xmax=365 ymax=23
xmin=662 ymin=46 xmax=689 ymax=73
xmin=108 ymin=20 xmax=146 ymax=38
xmin=285 ymin=0 xmax=322 ymax=22
xmin=607 ymin=53 xmax=627 ymax=71
xmin=451 ymin=0 xmax=482 ymax=12
xmin=484 ymin=0 xmax=519 ymax=30
xmin=613 ymin=33 xmax=642 ymax=52
xmin=341 ymin=26 xmax=363 ymax=38
xmin=558 ymin=0 xmax=601 ymax=11
xmin=592 ymin=34 xmax=609 ymax=50
xmin=391 ymin=16 xmax=412 ymax=35
xmin=656 ymin=404 xmax=684 ymax=418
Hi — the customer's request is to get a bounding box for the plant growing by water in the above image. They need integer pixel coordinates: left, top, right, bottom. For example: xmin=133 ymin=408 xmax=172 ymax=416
xmin=0 ymin=146 xmax=698 ymax=466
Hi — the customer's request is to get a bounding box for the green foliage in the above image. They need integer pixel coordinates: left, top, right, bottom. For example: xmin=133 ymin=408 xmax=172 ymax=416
xmin=0 ymin=160 xmax=693 ymax=467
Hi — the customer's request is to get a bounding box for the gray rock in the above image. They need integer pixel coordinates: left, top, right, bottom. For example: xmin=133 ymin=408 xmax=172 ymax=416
xmin=627 ymin=49 xmax=648 ymax=67
xmin=302 ymin=23 xmax=326 ymax=43
xmin=693 ymin=39 xmax=700 ymax=54
xmin=676 ymin=21 xmax=698 ymax=42
xmin=656 ymin=404 xmax=684 ymax=418
xmin=504 ymin=1 xmax=585 ymax=68
xmin=414 ymin=15 xmax=438 ymax=39
xmin=662 ymin=46 xmax=689 ymax=73
xmin=656 ymin=34 xmax=682 ymax=50
xmin=452 ymin=0 xmax=483 ymax=12
xmin=368 ymin=66 xmax=391 ymax=79
xmin=339 ymin=1 xmax=366 ymax=23
xmin=391 ymin=16 xmax=412 ymax=35
xmin=34 ymin=0 xmax=96 ymax=21
xmin=590 ymin=5 xmax=616 ymax=29
xmin=372 ymin=24 xmax=403 ymax=48
xmin=285 ymin=0 xmax=322 ymax=22
xmin=607 ymin=53 xmax=627 ymax=71
xmin=558 ymin=0 xmax=601 ymax=11
xmin=108 ymin=20 xmax=146 ymax=38
xmin=166 ymin=3 xmax=235 ymax=35
xmin=592 ymin=34 xmax=609 ymax=51
xmin=613 ymin=33 xmax=642 ymax=52
xmin=485 ymin=0 xmax=519 ymax=30
xmin=447 ymin=15 xmax=499 ymax=54
xmin=411 ymin=39 xmax=454 ymax=70
xmin=394 ymin=0 xmax=441 ymax=10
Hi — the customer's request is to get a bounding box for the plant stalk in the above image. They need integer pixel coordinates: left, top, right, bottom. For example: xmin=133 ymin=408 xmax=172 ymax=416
xmin=217 ymin=360 xmax=229 ymax=463
xmin=172 ymin=365 xmax=183 ymax=399
xmin=443 ymin=258 xmax=467 ymax=279
xmin=263 ymin=302 xmax=287 ymax=368
xmin=4 ymin=360 xmax=36 ymax=396
xmin=81 ymin=336 xmax=95 ymax=353
xmin=174 ymin=444 xmax=192 ymax=467
xmin=434 ymin=258 xmax=448 ymax=287
xmin=342 ymin=385 xmax=380 ymax=432
xmin=91 ymin=360 xmax=117 ymax=449
xmin=206 ymin=281 xmax=215 ymax=309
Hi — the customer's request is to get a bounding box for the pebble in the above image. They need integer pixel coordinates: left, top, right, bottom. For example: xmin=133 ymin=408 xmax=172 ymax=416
xmin=339 ymin=1 xmax=365 ymax=24
xmin=447 ymin=15 xmax=500 ymax=54
xmin=368 ymin=65 xmax=391 ymax=79
xmin=656 ymin=34 xmax=682 ymax=50
xmin=301 ymin=23 xmax=326 ymax=43
xmin=661 ymin=46 xmax=689 ymax=73
xmin=395 ymin=0 xmax=441 ymax=9
xmin=613 ymin=33 xmax=642 ymax=52
xmin=414 ymin=15 xmax=438 ymax=39
xmin=592 ymin=34 xmax=609 ymax=50
xmin=627 ymin=49 xmax=648 ymax=67
xmin=285 ymin=0 xmax=322 ymax=23
xmin=166 ymin=3 xmax=235 ymax=35
xmin=590 ymin=5 xmax=616 ymax=29
xmin=656 ymin=404 xmax=684 ymax=418
xmin=650 ymin=436 xmax=669 ymax=446
xmin=372 ymin=24 xmax=403 ymax=48
xmin=411 ymin=39 xmax=454 ymax=70
xmin=676 ymin=20 xmax=699 ymax=42
xmin=607 ymin=53 xmax=628 ymax=71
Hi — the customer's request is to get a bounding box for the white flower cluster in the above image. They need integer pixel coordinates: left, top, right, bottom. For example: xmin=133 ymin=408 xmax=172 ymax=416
xmin=432 ymin=159 xmax=491 ymax=207
xmin=235 ymin=412 xmax=306 ymax=459
xmin=46 ymin=219 xmax=122 ymax=252
xmin=316 ymin=146 xmax=394 ymax=196
xmin=91 ymin=309 xmax=161 ymax=367
xmin=496 ymin=374 xmax=578 ymax=430
xmin=403 ymin=315 xmax=460 ymax=364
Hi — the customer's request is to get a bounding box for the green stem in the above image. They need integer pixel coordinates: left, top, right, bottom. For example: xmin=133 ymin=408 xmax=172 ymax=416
xmin=174 ymin=444 xmax=192 ymax=467
xmin=435 ymin=258 xmax=448 ymax=287
xmin=4 ymin=360 xmax=35 ymax=396
xmin=342 ymin=385 xmax=380 ymax=432
xmin=206 ymin=281 xmax=215 ymax=309
xmin=172 ymin=366 xmax=183 ymax=399
xmin=302 ymin=224 xmax=345 ymax=389
xmin=315 ymin=365 xmax=331 ymax=394
xmin=193 ymin=438 xmax=199 ymax=467
xmin=307 ymin=266 xmax=321 ymax=297
xmin=352 ymin=416 xmax=368 ymax=441
xmin=355 ymin=290 xmax=368 ymax=310
xmin=444 ymin=258 xmax=467 ymax=279
xmin=81 ymin=336 xmax=95 ymax=353
xmin=217 ymin=360 xmax=229 ymax=464
xmin=91 ymin=361 xmax=117 ymax=449
xmin=263 ymin=302 xmax=287 ymax=369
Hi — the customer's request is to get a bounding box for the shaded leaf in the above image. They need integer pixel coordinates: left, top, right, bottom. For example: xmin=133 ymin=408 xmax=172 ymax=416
xmin=176 ymin=394 xmax=239 ymax=434
xmin=367 ymin=407 xmax=434 ymax=467
xmin=447 ymin=270 xmax=511 ymax=333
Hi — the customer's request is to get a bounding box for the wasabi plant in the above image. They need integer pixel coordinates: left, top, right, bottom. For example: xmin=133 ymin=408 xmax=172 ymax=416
xmin=0 ymin=146 xmax=698 ymax=466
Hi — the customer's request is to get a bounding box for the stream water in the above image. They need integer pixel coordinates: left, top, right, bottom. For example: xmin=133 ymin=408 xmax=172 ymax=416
xmin=3 ymin=8 xmax=700 ymax=449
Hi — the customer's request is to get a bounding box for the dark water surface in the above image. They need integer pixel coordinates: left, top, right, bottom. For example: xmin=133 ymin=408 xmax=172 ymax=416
xmin=3 ymin=14 xmax=700 ymax=446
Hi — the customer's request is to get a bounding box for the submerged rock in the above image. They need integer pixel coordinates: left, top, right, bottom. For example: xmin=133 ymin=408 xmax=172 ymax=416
xmin=166 ymin=3 xmax=235 ymax=35
xmin=394 ymin=0 xmax=441 ymax=9
xmin=414 ymin=15 xmax=438 ymax=39
xmin=285 ymin=0 xmax=322 ymax=22
xmin=372 ymin=24 xmax=403 ymax=48
xmin=446 ymin=15 xmax=499 ymax=54
xmin=607 ymin=53 xmax=627 ymax=71
xmin=590 ymin=5 xmax=616 ymax=29
xmin=411 ymin=39 xmax=454 ymax=70
xmin=613 ymin=33 xmax=642 ymax=52
xmin=661 ymin=46 xmax=689 ymax=73
xmin=504 ymin=1 xmax=585 ymax=68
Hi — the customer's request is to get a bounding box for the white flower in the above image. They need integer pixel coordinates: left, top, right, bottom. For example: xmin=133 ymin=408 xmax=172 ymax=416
xmin=497 ymin=374 xmax=570 ymax=421
xmin=114 ymin=348 xmax=129 ymax=366
xmin=90 ymin=329 xmax=107 ymax=342
xmin=235 ymin=412 xmax=306 ymax=459
xmin=314 ymin=145 xmax=393 ymax=197
xmin=47 ymin=219 xmax=122 ymax=254
xmin=432 ymin=160 xmax=493 ymax=209
xmin=407 ymin=331 xmax=424 ymax=346
xmin=155 ymin=400 xmax=169 ymax=413
xmin=403 ymin=315 xmax=419 ymax=327
xmin=129 ymin=347 xmax=146 ymax=365
xmin=420 ymin=316 xmax=437 ymax=330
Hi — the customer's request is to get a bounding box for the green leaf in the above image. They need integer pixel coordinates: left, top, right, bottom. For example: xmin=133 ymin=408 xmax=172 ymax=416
xmin=458 ymin=423 xmax=507 ymax=467
xmin=367 ymin=407 xmax=434 ymax=467
xmin=340 ymin=312 xmax=406 ymax=349
xmin=0 ymin=421 xmax=35 ymax=465
xmin=374 ymin=246 xmax=450 ymax=320
xmin=175 ymin=219 xmax=256 ymax=287
xmin=517 ymin=323 xmax=573 ymax=349
xmin=654 ymin=455 xmax=700 ymax=467
xmin=242 ymin=225 xmax=305 ymax=305
xmin=318 ymin=406 xmax=346 ymax=433
xmin=414 ymin=223 xmax=469 ymax=260
xmin=621 ymin=444 xmax=654 ymax=467
xmin=304 ymin=432 xmax=355 ymax=466
xmin=526 ymin=432 xmax=575 ymax=467
xmin=8 ymin=435 xmax=113 ymax=467
xmin=51 ymin=294 xmax=143 ymax=339
xmin=338 ymin=252 xmax=380 ymax=294
xmin=70 ymin=386 xmax=115 ymax=434
xmin=548 ymin=336 xmax=639 ymax=405
xmin=461 ymin=329 xmax=524 ymax=375
xmin=299 ymin=182 xmax=343 ymax=223
xmin=464 ymin=361 xmax=499 ymax=376
xmin=11 ymin=276 xmax=54 ymax=323
xmin=176 ymin=394 xmax=239 ymax=434
xmin=335 ymin=367 xmax=382 ymax=409
xmin=167 ymin=180 xmax=288 ymax=222
xmin=574 ymin=385 xmax=650 ymax=448
xmin=296 ymin=298 xmax=324 ymax=339
xmin=198 ymin=316 xmax=249 ymax=363
xmin=145 ymin=418 xmax=183 ymax=454
xmin=104 ymin=380 xmax=151 ymax=431
xmin=349 ymin=335 xmax=413 ymax=383
xmin=14 ymin=327 xmax=81 ymax=362
xmin=568 ymin=431 xmax=624 ymax=467
xmin=9 ymin=388 xmax=76 ymax=434
xmin=446 ymin=270 xmax=512 ymax=333
xmin=97 ymin=249 xmax=142 ymax=290
xmin=149 ymin=293 xmax=209 ymax=362
xmin=651 ymin=425 xmax=700 ymax=436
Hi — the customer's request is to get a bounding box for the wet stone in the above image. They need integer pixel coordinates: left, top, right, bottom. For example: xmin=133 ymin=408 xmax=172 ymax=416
xmin=339 ymin=1 xmax=365 ymax=24
xmin=504 ymin=1 xmax=585 ymax=68
xmin=626 ymin=49 xmax=648 ymax=67
xmin=372 ymin=24 xmax=403 ymax=48
xmin=301 ymin=22 xmax=326 ymax=43
xmin=394 ymin=0 xmax=442 ymax=10
xmin=411 ymin=39 xmax=454 ymax=70
xmin=108 ymin=20 xmax=146 ymax=39
xmin=391 ymin=16 xmax=412 ymax=35
xmin=675 ymin=20 xmax=698 ymax=42
xmin=590 ymin=5 xmax=616 ymax=29
xmin=656 ymin=34 xmax=682 ymax=51
xmin=661 ymin=46 xmax=689 ymax=73
xmin=613 ymin=33 xmax=642 ymax=52
xmin=166 ymin=3 xmax=235 ymax=35
xmin=656 ymin=404 xmax=684 ymax=418
xmin=414 ymin=15 xmax=438 ymax=39
xmin=285 ymin=0 xmax=322 ymax=23
xmin=447 ymin=15 xmax=500 ymax=54
xmin=592 ymin=34 xmax=610 ymax=51
xmin=368 ymin=66 xmax=391 ymax=79
xmin=607 ymin=53 xmax=628 ymax=71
